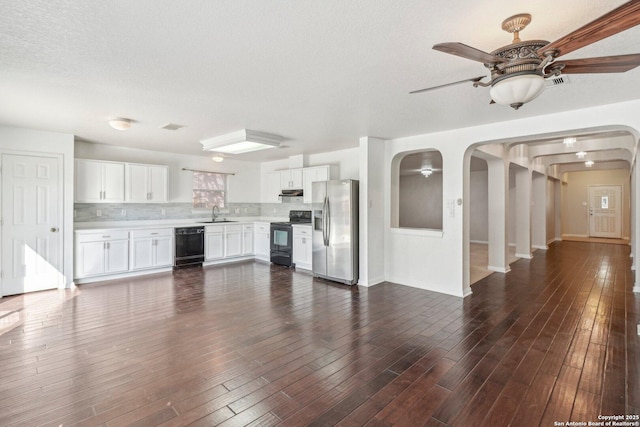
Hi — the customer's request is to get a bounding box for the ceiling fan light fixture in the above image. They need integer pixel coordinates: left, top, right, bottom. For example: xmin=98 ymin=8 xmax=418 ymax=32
xmin=489 ymin=73 xmax=545 ymax=110
xmin=421 ymin=168 xmax=433 ymax=178
xmin=585 ymin=160 xmax=595 ymax=167
xmin=576 ymin=151 xmax=587 ymax=159
xmin=108 ymin=118 xmax=132 ymax=131
xmin=211 ymin=155 xmax=224 ymax=163
xmin=563 ymin=137 xmax=576 ymax=147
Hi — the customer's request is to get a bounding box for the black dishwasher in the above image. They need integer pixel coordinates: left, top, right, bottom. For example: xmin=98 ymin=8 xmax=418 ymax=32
xmin=174 ymin=226 xmax=205 ymax=268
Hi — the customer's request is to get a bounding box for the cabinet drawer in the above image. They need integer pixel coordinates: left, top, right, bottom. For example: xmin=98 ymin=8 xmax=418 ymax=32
xmin=293 ymin=226 xmax=312 ymax=237
xmin=76 ymin=230 xmax=129 ymax=243
xmin=130 ymin=228 xmax=173 ymax=239
xmin=254 ymin=223 xmax=270 ymax=233
xmin=243 ymin=224 xmax=254 ymax=232
xmin=205 ymin=225 xmax=224 ymax=234
xmin=225 ymin=225 xmax=242 ymax=233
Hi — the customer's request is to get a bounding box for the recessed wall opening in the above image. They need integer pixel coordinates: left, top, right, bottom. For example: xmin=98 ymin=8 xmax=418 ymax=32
xmin=396 ymin=150 xmax=443 ymax=230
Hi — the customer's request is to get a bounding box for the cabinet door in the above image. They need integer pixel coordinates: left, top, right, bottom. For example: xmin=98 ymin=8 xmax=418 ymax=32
xmin=225 ymin=231 xmax=242 ymax=258
xmin=242 ymin=228 xmax=254 ymax=255
xmin=290 ymin=168 xmax=303 ymax=188
xmin=254 ymin=232 xmax=270 ymax=260
xmin=303 ymin=166 xmax=329 ymax=203
xmin=261 ymin=172 xmax=281 ymax=203
xmin=130 ymin=237 xmax=154 ymax=270
xmin=292 ymin=235 xmax=304 ymax=266
xmin=75 ymin=160 xmax=103 ymax=202
xmin=102 ymin=162 xmax=126 ymax=202
xmin=206 ymin=232 xmax=224 ymax=260
xmin=153 ymin=236 xmax=174 ymax=267
xmin=148 ymin=166 xmax=168 ymax=202
xmin=105 ymin=240 xmax=129 ymax=273
xmin=75 ymin=241 xmax=106 ymax=277
xmin=126 ymin=164 xmax=150 ymax=203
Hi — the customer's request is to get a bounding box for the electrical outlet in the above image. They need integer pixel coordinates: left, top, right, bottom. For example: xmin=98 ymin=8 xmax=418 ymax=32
xmin=161 ymin=208 xmax=166 ymax=216
xmin=96 ymin=209 xmax=102 ymax=217
xmin=235 ymin=208 xmax=240 ymax=214
xmin=121 ymin=209 xmax=126 ymax=216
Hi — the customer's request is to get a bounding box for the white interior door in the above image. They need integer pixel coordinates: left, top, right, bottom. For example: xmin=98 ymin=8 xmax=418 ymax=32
xmin=589 ymin=185 xmax=622 ymax=238
xmin=1 ymin=154 xmax=62 ymax=296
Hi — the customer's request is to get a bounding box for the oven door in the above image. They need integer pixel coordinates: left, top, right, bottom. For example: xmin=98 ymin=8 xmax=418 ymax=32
xmin=270 ymin=224 xmax=293 ymax=266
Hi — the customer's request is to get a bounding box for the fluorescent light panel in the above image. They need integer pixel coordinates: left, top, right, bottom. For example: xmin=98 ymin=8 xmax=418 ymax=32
xmin=200 ymin=130 xmax=282 ymax=155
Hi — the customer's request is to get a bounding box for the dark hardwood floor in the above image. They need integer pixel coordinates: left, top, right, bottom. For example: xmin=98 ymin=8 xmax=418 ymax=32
xmin=0 ymin=241 xmax=638 ymax=426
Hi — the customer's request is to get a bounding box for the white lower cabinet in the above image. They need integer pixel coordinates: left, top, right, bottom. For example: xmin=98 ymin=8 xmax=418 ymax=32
xmin=292 ymin=225 xmax=312 ymax=270
xmin=75 ymin=231 xmax=130 ymax=278
xmin=205 ymin=226 xmax=224 ymax=260
xmin=130 ymin=228 xmax=173 ymax=270
xmin=224 ymin=225 xmax=243 ymax=258
xmin=254 ymin=222 xmax=270 ymax=261
xmin=242 ymin=225 xmax=254 ymax=255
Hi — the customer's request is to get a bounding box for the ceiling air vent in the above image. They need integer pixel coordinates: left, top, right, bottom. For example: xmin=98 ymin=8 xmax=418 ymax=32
xmin=546 ymin=75 xmax=570 ymax=88
xmin=160 ymin=123 xmax=186 ymax=131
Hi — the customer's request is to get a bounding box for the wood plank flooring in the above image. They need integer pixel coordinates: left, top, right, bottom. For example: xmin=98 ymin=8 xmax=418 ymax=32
xmin=0 ymin=240 xmax=638 ymax=426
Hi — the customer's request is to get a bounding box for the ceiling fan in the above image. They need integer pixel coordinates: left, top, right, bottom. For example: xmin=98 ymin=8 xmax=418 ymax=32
xmin=411 ymin=0 xmax=640 ymax=110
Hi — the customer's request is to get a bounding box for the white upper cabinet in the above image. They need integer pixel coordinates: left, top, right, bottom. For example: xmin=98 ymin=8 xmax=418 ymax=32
xmin=261 ymin=172 xmax=282 ymax=203
xmin=280 ymin=168 xmax=303 ymax=189
xmin=126 ymin=163 xmax=168 ymax=203
xmin=76 ymin=159 xmax=167 ymax=204
xmin=75 ymin=159 xmax=125 ymax=203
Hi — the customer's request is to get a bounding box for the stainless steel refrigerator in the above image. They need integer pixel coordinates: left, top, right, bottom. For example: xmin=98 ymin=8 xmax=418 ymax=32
xmin=312 ymin=179 xmax=359 ymax=285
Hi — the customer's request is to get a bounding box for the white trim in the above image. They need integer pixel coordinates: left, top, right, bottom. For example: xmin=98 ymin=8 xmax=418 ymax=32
xmin=359 ymin=276 xmax=385 ymax=287
xmin=488 ymin=265 xmax=511 ymax=273
xmin=515 ymin=253 xmax=534 ymax=259
xmin=532 ymin=244 xmax=548 ymax=250
xmin=389 ymin=227 xmax=443 ymax=238
xmin=470 ymin=240 xmax=488 ymax=245
xmin=75 ymin=267 xmax=174 ymax=284
xmin=631 ymin=264 xmax=635 ymax=271
xmin=634 ymin=285 xmax=640 ymax=294
xmin=562 ymin=234 xmax=589 ymax=239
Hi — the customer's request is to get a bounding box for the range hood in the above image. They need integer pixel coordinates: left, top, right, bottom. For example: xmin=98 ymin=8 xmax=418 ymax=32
xmin=279 ymin=189 xmax=303 ymax=202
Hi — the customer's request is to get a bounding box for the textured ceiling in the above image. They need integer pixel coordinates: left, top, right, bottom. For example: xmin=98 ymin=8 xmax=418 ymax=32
xmin=1 ymin=0 xmax=639 ymax=162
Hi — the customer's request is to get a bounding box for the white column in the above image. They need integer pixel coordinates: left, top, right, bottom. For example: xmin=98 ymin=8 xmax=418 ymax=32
xmin=515 ymin=168 xmax=533 ymax=259
xmin=634 ymin=164 xmax=640 ymax=293
xmin=359 ymin=136 xmax=386 ymax=287
xmin=531 ymin=173 xmax=548 ymax=250
xmin=487 ymin=158 xmax=510 ymax=273
xmin=630 ymin=166 xmax=635 ymax=271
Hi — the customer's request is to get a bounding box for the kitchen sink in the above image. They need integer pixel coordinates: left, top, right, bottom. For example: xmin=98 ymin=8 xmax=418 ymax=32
xmin=198 ymin=220 xmax=237 ymax=223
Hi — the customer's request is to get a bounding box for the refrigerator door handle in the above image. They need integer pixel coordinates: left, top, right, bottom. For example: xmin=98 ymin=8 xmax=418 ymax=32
xmin=322 ymin=196 xmax=329 ymax=246
xmin=326 ymin=197 xmax=331 ymax=246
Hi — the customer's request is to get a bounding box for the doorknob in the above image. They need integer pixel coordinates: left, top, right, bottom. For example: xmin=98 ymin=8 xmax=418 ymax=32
xmin=50 ymin=227 xmax=58 ymax=232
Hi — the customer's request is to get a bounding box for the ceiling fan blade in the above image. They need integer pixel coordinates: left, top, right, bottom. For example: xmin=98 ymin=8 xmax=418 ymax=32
xmin=410 ymin=75 xmax=486 ymax=94
xmin=433 ymin=42 xmax=506 ymax=64
xmin=556 ymin=53 xmax=640 ymax=74
xmin=538 ymin=0 xmax=640 ymax=58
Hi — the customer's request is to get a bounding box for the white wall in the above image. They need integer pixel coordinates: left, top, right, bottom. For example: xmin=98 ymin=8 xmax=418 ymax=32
xmin=75 ymin=141 xmax=262 ymax=203
xmin=0 ymin=126 xmax=75 ymax=288
xmin=469 ymin=170 xmax=488 ymax=242
xmin=383 ymin=100 xmax=640 ymax=297
xmin=261 ymin=147 xmax=360 ymax=180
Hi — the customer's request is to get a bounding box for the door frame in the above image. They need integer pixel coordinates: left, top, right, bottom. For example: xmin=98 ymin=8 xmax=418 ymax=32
xmin=0 ymin=150 xmax=65 ymax=296
xmin=588 ymin=184 xmax=623 ymax=239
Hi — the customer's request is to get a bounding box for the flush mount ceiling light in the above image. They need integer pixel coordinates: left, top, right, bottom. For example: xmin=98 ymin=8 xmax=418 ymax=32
xmin=108 ymin=118 xmax=132 ymax=131
xmin=563 ymin=137 xmax=576 ymax=147
xmin=421 ymin=168 xmax=433 ymax=178
xmin=211 ymin=155 xmax=224 ymax=163
xmin=576 ymin=151 xmax=587 ymax=159
xmin=585 ymin=160 xmax=595 ymax=167
xmin=200 ymin=129 xmax=283 ymax=155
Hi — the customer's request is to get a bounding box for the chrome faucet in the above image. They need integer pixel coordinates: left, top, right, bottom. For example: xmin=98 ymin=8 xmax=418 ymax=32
xmin=212 ymin=205 xmax=220 ymax=222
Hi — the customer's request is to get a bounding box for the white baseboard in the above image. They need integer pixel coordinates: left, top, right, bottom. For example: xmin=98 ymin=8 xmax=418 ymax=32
xmin=515 ymin=253 xmax=534 ymax=259
xmin=634 ymin=285 xmax=640 ymax=294
xmin=470 ymin=240 xmax=488 ymax=245
xmin=488 ymin=265 xmax=511 ymax=273
xmin=532 ymin=245 xmax=548 ymax=250
xmin=358 ymin=276 xmax=385 ymax=287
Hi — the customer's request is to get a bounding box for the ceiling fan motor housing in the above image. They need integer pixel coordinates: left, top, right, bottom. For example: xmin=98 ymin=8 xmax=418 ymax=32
xmin=488 ymin=40 xmax=549 ymax=83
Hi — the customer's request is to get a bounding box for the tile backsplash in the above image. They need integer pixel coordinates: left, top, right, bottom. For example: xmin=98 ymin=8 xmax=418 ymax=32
xmin=74 ymin=202 xmax=310 ymax=222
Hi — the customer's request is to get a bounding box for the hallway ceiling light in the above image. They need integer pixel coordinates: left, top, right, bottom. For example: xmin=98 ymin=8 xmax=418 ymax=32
xmin=211 ymin=155 xmax=224 ymax=162
xmin=200 ymin=129 xmax=282 ymax=154
xmin=585 ymin=160 xmax=594 ymax=167
xmin=421 ymin=168 xmax=433 ymax=177
xmin=576 ymin=151 xmax=587 ymax=159
xmin=108 ymin=118 xmax=132 ymax=131
xmin=563 ymin=137 xmax=576 ymax=147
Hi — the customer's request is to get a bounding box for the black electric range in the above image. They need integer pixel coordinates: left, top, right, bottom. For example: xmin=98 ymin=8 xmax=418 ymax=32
xmin=270 ymin=210 xmax=311 ymax=267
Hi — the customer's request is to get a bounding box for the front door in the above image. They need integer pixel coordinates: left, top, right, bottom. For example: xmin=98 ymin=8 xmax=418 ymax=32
xmin=1 ymin=154 xmax=62 ymax=296
xmin=588 ymin=185 xmax=622 ymax=239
